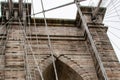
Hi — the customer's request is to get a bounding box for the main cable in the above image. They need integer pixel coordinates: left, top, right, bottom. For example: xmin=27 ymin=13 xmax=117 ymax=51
xmin=75 ymin=0 xmax=109 ymax=80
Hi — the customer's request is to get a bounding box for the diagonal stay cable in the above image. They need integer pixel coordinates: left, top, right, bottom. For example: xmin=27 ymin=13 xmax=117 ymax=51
xmin=104 ymin=15 xmax=120 ymax=19
xmin=18 ymin=18 xmax=43 ymax=80
xmin=20 ymin=1 xmax=33 ymax=79
xmin=106 ymin=0 xmax=120 ymax=12
xmin=0 ymin=18 xmax=13 ymax=70
xmin=107 ymin=2 xmax=120 ymax=14
xmin=21 ymin=0 xmax=33 ymax=79
xmin=104 ymin=20 xmax=120 ymax=22
xmin=107 ymin=25 xmax=120 ymax=31
xmin=0 ymin=17 xmax=14 ymax=66
xmin=0 ymin=17 xmax=14 ymax=30
xmin=110 ymin=39 xmax=120 ymax=60
xmin=105 ymin=8 xmax=120 ymax=17
xmin=31 ymin=0 xmax=44 ymax=80
xmin=101 ymin=0 xmax=119 ymax=19
xmin=110 ymin=0 xmax=120 ymax=20
xmin=31 ymin=0 xmax=41 ymax=56
xmin=0 ymin=18 xmax=13 ymax=49
xmin=40 ymin=0 xmax=58 ymax=80
xmin=28 ymin=1 xmax=74 ymax=16
xmin=27 ymin=1 xmax=86 ymax=17
xmin=105 ymin=0 xmax=115 ymax=10
xmin=108 ymin=30 xmax=120 ymax=40
xmin=25 ymin=0 xmax=33 ymax=79
xmin=19 ymin=21 xmax=32 ymax=80
xmin=110 ymin=39 xmax=120 ymax=50
xmin=24 ymin=0 xmax=35 ymax=79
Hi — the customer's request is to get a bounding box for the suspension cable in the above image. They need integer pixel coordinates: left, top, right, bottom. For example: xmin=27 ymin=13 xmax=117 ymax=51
xmin=0 ymin=17 xmax=13 ymax=69
xmin=22 ymin=0 xmax=35 ymax=79
xmin=0 ymin=18 xmax=13 ymax=46
xmin=92 ymin=0 xmax=102 ymax=18
xmin=31 ymin=0 xmax=44 ymax=80
xmin=18 ymin=18 xmax=44 ymax=80
xmin=75 ymin=1 xmax=109 ymax=80
xmin=0 ymin=0 xmax=14 ymax=73
xmin=0 ymin=17 xmax=13 ymax=30
xmin=19 ymin=20 xmax=32 ymax=80
xmin=99 ymin=17 xmax=120 ymax=78
xmin=40 ymin=0 xmax=58 ymax=80
xmin=104 ymin=0 xmax=120 ymax=18
xmin=108 ymin=30 xmax=120 ymax=40
xmin=107 ymin=0 xmax=120 ymax=13
xmin=0 ymin=18 xmax=13 ymax=70
xmin=96 ymin=0 xmax=112 ymax=18
xmin=107 ymin=25 xmax=120 ymax=31
xmin=28 ymin=1 xmax=74 ymax=17
xmin=25 ymin=0 xmax=33 ymax=79
xmin=105 ymin=1 xmax=120 ymax=16
xmin=105 ymin=8 xmax=120 ymax=17
xmin=110 ymin=39 xmax=120 ymax=50
xmin=110 ymin=0 xmax=120 ymax=20
xmin=2 ymin=25 xmax=12 ymax=76
xmin=104 ymin=20 xmax=120 ymax=23
xmin=31 ymin=0 xmax=40 ymax=55
xmin=20 ymin=1 xmax=33 ymax=79
xmin=27 ymin=0 xmax=85 ymax=17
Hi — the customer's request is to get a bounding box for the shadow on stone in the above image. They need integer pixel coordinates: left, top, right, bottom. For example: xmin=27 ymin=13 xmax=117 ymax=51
xmin=37 ymin=59 xmax=83 ymax=80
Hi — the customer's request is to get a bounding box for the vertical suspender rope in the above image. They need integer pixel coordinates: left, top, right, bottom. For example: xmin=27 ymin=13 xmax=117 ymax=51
xmin=20 ymin=1 xmax=33 ymax=77
xmin=19 ymin=1 xmax=27 ymax=79
xmin=25 ymin=0 xmax=33 ymax=79
xmin=20 ymin=22 xmax=32 ymax=80
xmin=31 ymin=0 xmax=44 ymax=80
xmin=18 ymin=18 xmax=44 ymax=80
xmin=19 ymin=0 xmax=29 ymax=80
xmin=75 ymin=1 xmax=109 ymax=80
xmin=40 ymin=0 xmax=59 ymax=80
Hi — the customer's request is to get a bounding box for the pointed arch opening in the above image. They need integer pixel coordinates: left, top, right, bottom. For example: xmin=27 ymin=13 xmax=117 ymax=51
xmin=36 ymin=59 xmax=84 ymax=80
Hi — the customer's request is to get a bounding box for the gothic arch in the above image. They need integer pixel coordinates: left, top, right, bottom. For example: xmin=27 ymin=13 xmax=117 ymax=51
xmin=35 ymin=55 xmax=97 ymax=80
xmin=42 ymin=58 xmax=84 ymax=80
xmin=58 ymin=56 xmax=96 ymax=80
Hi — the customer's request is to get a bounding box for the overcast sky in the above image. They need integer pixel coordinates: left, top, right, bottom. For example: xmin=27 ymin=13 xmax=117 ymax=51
xmin=0 ymin=0 xmax=120 ymax=61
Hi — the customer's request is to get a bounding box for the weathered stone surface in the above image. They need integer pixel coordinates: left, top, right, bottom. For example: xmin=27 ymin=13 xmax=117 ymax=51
xmin=0 ymin=4 xmax=119 ymax=80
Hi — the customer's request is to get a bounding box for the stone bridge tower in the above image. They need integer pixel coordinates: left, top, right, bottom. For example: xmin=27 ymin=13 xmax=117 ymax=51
xmin=0 ymin=1 xmax=120 ymax=80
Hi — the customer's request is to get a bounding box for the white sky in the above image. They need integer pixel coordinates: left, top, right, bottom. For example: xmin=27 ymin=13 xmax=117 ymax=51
xmin=0 ymin=0 xmax=120 ymax=61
